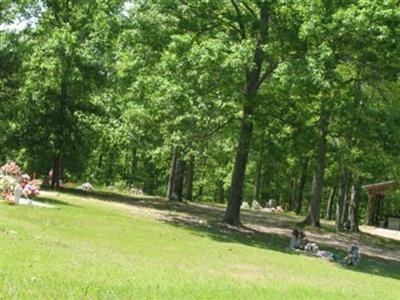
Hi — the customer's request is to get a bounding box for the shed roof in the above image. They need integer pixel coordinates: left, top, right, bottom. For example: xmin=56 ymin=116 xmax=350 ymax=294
xmin=362 ymin=180 xmax=397 ymax=195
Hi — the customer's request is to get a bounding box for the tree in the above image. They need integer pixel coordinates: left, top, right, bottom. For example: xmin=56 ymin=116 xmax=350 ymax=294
xmin=15 ymin=0 xmax=124 ymax=186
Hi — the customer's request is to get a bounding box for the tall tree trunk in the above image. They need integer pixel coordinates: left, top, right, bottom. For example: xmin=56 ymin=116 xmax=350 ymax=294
xmin=166 ymin=147 xmax=179 ymax=200
xmin=295 ymin=159 xmax=308 ymax=215
xmin=224 ymin=3 xmax=271 ymax=226
xmin=288 ymin=177 xmax=296 ymax=211
xmin=51 ymin=153 xmax=61 ymax=189
xmin=336 ymin=168 xmax=349 ymax=231
xmin=224 ymin=106 xmax=253 ymax=225
xmin=253 ymin=158 xmax=262 ymax=202
xmin=52 ymin=68 xmax=68 ymax=189
xmin=341 ymin=173 xmax=352 ymax=226
xmin=303 ymin=111 xmax=329 ymax=227
xmin=349 ymin=176 xmax=362 ymax=232
xmin=216 ymin=179 xmax=225 ymax=203
xmin=95 ymin=150 xmax=103 ymax=178
xmin=124 ymin=151 xmax=130 ymax=178
xmin=130 ymin=148 xmax=138 ymax=180
xmin=174 ymin=159 xmax=186 ymax=201
xmin=198 ymin=185 xmax=204 ymax=199
xmin=197 ymin=155 xmax=207 ymax=199
xmin=142 ymin=159 xmax=156 ymax=193
xmin=184 ymin=155 xmax=195 ymax=201
xmin=325 ymin=183 xmax=337 ymax=220
xmin=107 ymin=151 xmax=115 ymax=181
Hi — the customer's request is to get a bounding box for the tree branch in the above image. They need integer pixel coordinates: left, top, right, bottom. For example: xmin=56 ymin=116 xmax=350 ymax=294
xmin=230 ymin=0 xmax=246 ymax=39
xmin=201 ymin=117 xmax=237 ymax=139
xmin=256 ymin=61 xmax=278 ymax=90
xmin=241 ymin=1 xmax=257 ymax=19
xmin=246 ymin=3 xmax=269 ymax=97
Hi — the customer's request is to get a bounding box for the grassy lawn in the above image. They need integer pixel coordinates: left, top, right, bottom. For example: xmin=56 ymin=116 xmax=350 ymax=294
xmin=1 ymin=191 xmax=399 ymax=299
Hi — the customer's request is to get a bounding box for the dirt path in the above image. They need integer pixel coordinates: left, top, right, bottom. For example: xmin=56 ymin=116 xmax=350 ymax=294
xmin=360 ymin=226 xmax=400 ymax=241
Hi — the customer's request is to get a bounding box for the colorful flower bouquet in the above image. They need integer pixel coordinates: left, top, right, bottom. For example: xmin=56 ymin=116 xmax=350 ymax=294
xmin=0 ymin=161 xmax=21 ymax=176
xmin=0 ymin=175 xmax=18 ymax=204
xmin=0 ymin=161 xmax=41 ymax=204
xmin=3 ymin=191 xmax=15 ymax=205
xmin=23 ymin=180 xmax=41 ymax=198
xmin=0 ymin=175 xmax=17 ymax=192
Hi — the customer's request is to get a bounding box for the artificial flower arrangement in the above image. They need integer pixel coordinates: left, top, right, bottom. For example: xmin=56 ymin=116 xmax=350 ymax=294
xmin=23 ymin=179 xmax=41 ymax=198
xmin=0 ymin=161 xmax=41 ymax=205
xmin=0 ymin=161 xmax=21 ymax=176
xmin=0 ymin=173 xmax=17 ymax=204
xmin=0 ymin=175 xmax=17 ymax=192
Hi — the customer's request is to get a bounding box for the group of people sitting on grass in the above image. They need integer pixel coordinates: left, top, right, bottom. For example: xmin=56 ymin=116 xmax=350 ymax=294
xmin=289 ymin=228 xmax=361 ymax=266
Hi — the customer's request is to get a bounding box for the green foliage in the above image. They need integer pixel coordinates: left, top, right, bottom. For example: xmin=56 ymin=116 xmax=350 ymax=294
xmin=1 ymin=0 xmax=400 ymax=215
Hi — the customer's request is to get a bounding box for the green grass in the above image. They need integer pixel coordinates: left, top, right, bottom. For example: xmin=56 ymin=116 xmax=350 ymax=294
xmin=1 ymin=192 xmax=399 ymax=299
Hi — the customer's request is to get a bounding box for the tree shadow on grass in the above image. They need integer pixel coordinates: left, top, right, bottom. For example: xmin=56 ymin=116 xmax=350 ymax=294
xmin=164 ymin=214 xmax=297 ymax=253
xmin=58 ymin=188 xmax=400 ymax=281
xmin=162 ymin=214 xmax=400 ymax=281
xmin=57 ymin=187 xmax=142 ymax=203
xmin=36 ymin=196 xmax=78 ymax=207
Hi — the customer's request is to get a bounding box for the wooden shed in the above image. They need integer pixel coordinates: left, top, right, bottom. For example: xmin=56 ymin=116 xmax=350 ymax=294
xmin=363 ymin=181 xmax=400 ymax=229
